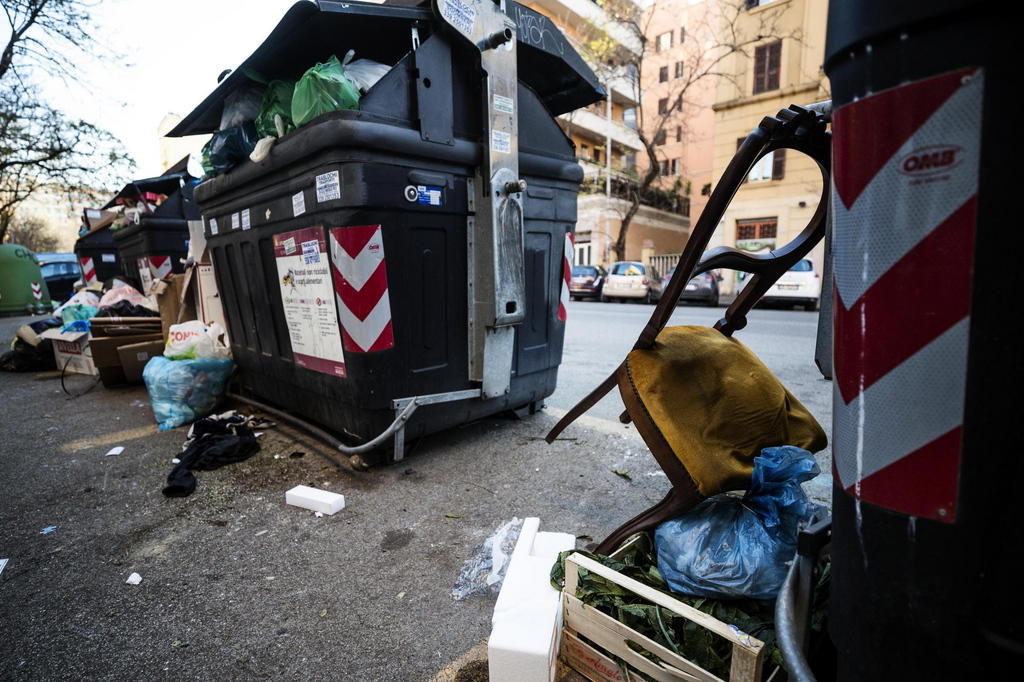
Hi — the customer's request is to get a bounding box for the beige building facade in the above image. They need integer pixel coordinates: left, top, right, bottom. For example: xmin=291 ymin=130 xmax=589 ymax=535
xmin=709 ymin=0 xmax=830 ymax=295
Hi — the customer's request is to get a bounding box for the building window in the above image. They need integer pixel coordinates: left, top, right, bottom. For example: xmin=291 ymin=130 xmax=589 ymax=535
xmin=670 ymin=159 xmax=680 ymax=175
xmin=674 ymin=61 xmax=684 ymax=79
xmin=679 ymin=27 xmax=686 ymax=44
xmin=654 ymin=129 xmax=667 ymax=145
xmin=736 ymin=218 xmax=777 ymax=241
xmin=736 ymin=138 xmax=786 ymax=182
xmin=579 ymin=144 xmax=590 ymax=161
xmin=658 ymin=159 xmax=670 ymax=176
xmin=656 ymin=31 xmax=673 ymax=52
xmin=675 ymin=126 xmax=682 ymax=142
xmin=658 ymin=97 xmax=669 ymax=114
xmin=659 ymin=66 xmax=669 ymax=83
xmin=623 ymin=107 xmax=637 ymax=129
xmin=753 ymin=41 xmax=782 ymax=94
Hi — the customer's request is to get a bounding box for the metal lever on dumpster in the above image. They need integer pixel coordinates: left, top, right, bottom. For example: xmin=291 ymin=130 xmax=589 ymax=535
xmin=775 ymin=515 xmax=832 ymax=682
xmin=433 ymin=0 xmax=526 ymax=398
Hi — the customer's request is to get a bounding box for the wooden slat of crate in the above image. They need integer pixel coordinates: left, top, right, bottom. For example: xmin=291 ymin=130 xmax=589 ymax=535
xmin=561 ymin=552 xmax=765 ymax=682
xmin=564 ymin=594 xmax=716 ymax=682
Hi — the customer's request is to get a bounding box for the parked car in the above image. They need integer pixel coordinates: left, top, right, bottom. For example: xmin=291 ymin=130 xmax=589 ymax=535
xmin=601 ymin=261 xmax=663 ymax=303
xmin=663 ymin=268 xmax=720 ymax=306
xmin=36 ymin=252 xmax=82 ymax=304
xmin=569 ymin=264 xmax=606 ymax=300
xmin=761 ymin=258 xmax=821 ymax=310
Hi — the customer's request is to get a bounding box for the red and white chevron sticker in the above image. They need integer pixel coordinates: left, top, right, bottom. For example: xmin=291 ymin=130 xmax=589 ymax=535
xmin=831 ymin=67 xmax=982 ymax=523
xmin=148 ymin=256 xmax=173 ymax=280
xmin=80 ymin=257 xmax=97 ymax=286
xmin=558 ymin=233 xmax=574 ymax=322
xmin=30 ymin=282 xmax=42 ymax=300
xmin=328 ymin=225 xmax=394 ymax=353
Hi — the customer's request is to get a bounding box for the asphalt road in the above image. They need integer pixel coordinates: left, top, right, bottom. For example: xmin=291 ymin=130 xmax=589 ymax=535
xmin=0 ymin=305 xmax=834 ymax=680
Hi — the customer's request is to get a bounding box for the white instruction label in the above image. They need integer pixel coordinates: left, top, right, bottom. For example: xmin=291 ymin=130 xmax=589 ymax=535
xmin=491 ymin=129 xmax=511 ymax=154
xmin=282 ymin=236 xmax=297 ymax=255
xmin=441 ymin=0 xmax=476 ymax=33
xmin=231 ymin=212 xmax=240 ymax=230
xmin=209 ymin=218 xmax=218 ymax=235
xmin=292 ymin=191 xmax=306 ymax=217
xmin=493 ymin=94 xmax=514 ymax=115
xmin=101 ymin=253 xmax=116 ymax=263
xmin=316 ymin=170 xmax=342 ymax=202
xmin=241 ymin=208 xmax=251 ymax=231
xmin=301 ymin=239 xmax=321 ymax=265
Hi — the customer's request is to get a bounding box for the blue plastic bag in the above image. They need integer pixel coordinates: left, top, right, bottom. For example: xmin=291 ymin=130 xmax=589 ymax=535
xmin=142 ymin=356 xmax=233 ymax=431
xmin=654 ymin=446 xmax=821 ymax=600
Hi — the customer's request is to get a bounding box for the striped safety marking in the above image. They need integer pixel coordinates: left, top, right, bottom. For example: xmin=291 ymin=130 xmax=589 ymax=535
xmin=148 ymin=256 xmax=173 ymax=280
xmin=30 ymin=282 xmax=42 ymax=300
xmin=558 ymin=233 xmax=574 ymax=322
xmin=328 ymin=225 xmax=395 ymax=353
xmin=80 ymin=257 xmax=97 ymax=286
xmin=831 ymin=67 xmax=982 ymax=523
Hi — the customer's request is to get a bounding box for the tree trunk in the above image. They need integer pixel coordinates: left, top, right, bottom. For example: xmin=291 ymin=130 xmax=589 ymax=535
xmin=612 ymin=133 xmax=660 ymax=261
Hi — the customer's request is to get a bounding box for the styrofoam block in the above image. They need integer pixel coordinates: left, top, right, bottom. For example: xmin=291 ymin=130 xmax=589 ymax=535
xmin=488 ymin=517 xmax=576 ymax=682
xmin=285 ymin=485 xmax=345 ymax=515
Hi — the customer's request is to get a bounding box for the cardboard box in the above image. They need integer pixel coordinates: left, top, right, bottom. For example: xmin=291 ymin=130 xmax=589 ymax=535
xmin=38 ymin=329 xmax=97 ymax=376
xmin=116 ymin=340 xmax=164 ymax=383
xmin=90 ymin=333 xmax=164 ymax=369
xmin=89 ymin=320 xmax=162 ymax=337
xmin=155 ymin=274 xmax=186 ymax=338
xmin=98 ymin=365 xmax=127 ymax=388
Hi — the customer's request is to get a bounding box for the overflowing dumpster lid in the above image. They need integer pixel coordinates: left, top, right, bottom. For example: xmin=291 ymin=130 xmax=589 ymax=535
xmin=167 ymin=0 xmax=603 ymax=137
xmin=102 ymin=171 xmax=190 ymax=209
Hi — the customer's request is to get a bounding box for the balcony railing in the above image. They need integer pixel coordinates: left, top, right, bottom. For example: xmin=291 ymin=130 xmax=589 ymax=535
xmin=579 ymin=167 xmax=691 ymax=217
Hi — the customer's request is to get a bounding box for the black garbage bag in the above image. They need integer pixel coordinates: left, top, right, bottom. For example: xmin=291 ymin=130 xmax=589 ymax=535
xmin=0 ymin=318 xmax=61 ymax=372
xmin=201 ymin=122 xmax=259 ymax=177
xmin=96 ymin=300 xmax=160 ymax=318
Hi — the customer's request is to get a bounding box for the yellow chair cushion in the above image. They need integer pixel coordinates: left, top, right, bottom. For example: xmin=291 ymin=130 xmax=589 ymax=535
xmin=626 ymin=326 xmax=827 ymax=497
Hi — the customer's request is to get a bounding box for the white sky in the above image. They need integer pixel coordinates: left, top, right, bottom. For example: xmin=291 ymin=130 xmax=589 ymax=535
xmin=34 ymin=0 xmax=309 ymax=177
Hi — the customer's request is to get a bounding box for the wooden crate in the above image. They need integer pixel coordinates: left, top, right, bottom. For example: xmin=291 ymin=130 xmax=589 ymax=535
xmin=558 ymin=546 xmax=765 ymax=682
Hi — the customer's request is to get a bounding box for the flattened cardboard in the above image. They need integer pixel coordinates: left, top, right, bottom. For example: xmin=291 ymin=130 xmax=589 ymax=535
xmin=117 ymin=340 xmax=164 ymax=383
xmin=90 ymin=333 xmax=164 ymax=368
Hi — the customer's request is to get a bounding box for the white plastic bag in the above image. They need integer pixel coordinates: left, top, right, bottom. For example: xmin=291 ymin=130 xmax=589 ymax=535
xmin=52 ymin=290 xmax=100 ymax=317
xmin=343 ymin=55 xmax=390 ymax=94
xmin=98 ymin=284 xmax=157 ymax=311
xmin=165 ymin=321 xmax=230 ymax=360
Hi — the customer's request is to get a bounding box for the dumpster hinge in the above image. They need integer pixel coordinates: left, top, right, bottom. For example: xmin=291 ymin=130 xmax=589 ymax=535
xmin=390 ymin=388 xmax=482 ymax=460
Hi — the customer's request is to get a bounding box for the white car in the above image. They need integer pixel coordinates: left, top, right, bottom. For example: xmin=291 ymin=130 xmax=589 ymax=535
xmin=601 ymin=261 xmax=663 ymax=303
xmin=761 ymin=258 xmax=821 ymax=310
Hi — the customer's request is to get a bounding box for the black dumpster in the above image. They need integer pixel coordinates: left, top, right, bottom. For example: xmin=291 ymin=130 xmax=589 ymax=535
xmin=108 ymin=163 xmax=200 ymax=290
xmin=74 ymin=209 xmax=123 ymax=286
xmin=168 ymin=0 xmax=603 ymax=463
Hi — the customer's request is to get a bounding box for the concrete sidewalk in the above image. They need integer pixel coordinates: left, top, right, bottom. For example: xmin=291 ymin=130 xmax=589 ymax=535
xmin=0 ymin=360 xmax=663 ymax=680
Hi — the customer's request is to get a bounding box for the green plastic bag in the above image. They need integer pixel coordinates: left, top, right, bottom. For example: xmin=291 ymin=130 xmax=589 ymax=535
xmin=255 ymin=80 xmax=295 ymax=138
xmin=291 ymin=55 xmax=360 ymax=127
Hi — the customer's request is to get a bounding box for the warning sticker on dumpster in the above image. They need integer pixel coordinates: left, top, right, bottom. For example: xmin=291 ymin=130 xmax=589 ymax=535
xmin=292 ymin=191 xmax=306 ymax=217
xmin=241 ymin=208 xmax=251 ymax=231
xmin=831 ymin=67 xmax=982 ymax=523
xmin=209 ymin=218 xmax=218 ymax=235
xmin=416 ymin=185 xmax=443 ymax=206
xmin=273 ymin=227 xmax=346 ymax=377
xmin=316 ymin=171 xmax=341 ymax=203
xmin=493 ymin=94 xmax=514 ymax=115
xmin=231 ymin=213 xmax=240 ymax=230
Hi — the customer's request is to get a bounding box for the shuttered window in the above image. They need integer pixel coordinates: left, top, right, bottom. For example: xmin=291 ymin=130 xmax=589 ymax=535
xmin=752 ymin=41 xmax=782 ymax=94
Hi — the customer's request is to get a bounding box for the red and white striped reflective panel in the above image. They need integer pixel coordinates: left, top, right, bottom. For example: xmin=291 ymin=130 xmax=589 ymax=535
xmin=328 ymin=225 xmax=395 ymax=353
xmin=832 ymin=67 xmax=982 ymax=523
xmin=80 ymin=257 xmax=97 ymax=285
xmin=30 ymin=282 xmax=42 ymax=300
xmin=148 ymin=256 xmax=173 ymax=280
xmin=558 ymin=233 xmax=574 ymax=322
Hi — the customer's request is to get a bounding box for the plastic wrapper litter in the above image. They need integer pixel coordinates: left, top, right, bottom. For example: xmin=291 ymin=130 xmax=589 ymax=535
xmin=654 ymin=446 xmax=822 ymax=600
xmin=291 ymin=54 xmax=360 ymax=128
xmin=143 ymin=356 xmax=234 ymax=431
xmin=219 ymin=84 xmax=264 ymax=129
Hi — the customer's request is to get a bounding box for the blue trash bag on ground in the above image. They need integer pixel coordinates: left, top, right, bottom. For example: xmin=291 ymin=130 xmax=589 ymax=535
xmin=654 ymin=446 xmax=822 ymax=600
xmin=143 ymin=356 xmax=233 ymax=431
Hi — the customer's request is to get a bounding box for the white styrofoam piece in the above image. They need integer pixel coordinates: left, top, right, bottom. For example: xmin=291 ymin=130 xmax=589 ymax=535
xmin=488 ymin=517 xmax=576 ymax=682
xmin=285 ymin=485 xmax=345 ymax=515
